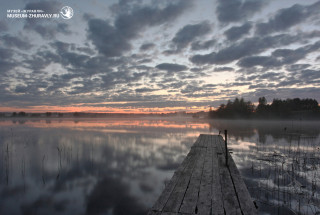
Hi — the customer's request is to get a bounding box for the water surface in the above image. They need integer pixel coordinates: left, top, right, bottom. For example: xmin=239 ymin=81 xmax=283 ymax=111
xmin=0 ymin=118 xmax=319 ymax=215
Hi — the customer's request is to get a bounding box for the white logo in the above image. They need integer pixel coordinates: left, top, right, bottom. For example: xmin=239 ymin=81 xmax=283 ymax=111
xmin=60 ymin=6 xmax=73 ymax=19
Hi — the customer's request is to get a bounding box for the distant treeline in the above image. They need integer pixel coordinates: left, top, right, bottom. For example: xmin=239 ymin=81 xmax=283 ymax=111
xmin=1 ymin=111 xmax=205 ymax=118
xmin=209 ymin=97 xmax=320 ymax=119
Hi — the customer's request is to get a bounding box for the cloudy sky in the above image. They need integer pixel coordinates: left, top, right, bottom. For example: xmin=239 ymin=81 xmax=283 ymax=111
xmin=0 ymin=0 xmax=320 ymax=113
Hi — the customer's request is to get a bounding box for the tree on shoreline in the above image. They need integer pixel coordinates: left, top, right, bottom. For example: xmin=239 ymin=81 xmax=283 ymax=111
xmin=209 ymin=97 xmax=254 ymax=119
xmin=209 ymin=97 xmax=320 ymax=119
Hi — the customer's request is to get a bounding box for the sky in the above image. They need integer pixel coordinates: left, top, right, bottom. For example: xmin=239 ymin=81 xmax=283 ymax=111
xmin=0 ymin=0 xmax=320 ymax=113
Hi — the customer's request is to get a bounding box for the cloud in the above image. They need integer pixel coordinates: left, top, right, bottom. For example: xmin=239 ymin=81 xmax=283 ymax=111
xmin=24 ymin=0 xmax=61 ymax=14
xmin=50 ymin=40 xmax=74 ymax=53
xmin=23 ymin=1 xmax=71 ymax=39
xmin=87 ymin=19 xmax=131 ymax=57
xmin=0 ymin=60 xmax=15 ymax=75
xmin=156 ymin=63 xmax=188 ymax=73
xmin=190 ymin=32 xmax=320 ymax=65
xmin=87 ymin=0 xmax=191 ymax=57
xmin=299 ymin=69 xmax=320 ymax=83
xmin=214 ymin=67 xmax=235 ymax=72
xmin=15 ymin=85 xmax=29 ymax=93
xmin=139 ymin=43 xmax=155 ymax=51
xmin=253 ymin=87 xmax=320 ymax=101
xmin=18 ymin=40 xmax=158 ymax=100
xmin=0 ymin=48 xmax=13 ymax=60
xmin=171 ymin=21 xmax=212 ymax=51
xmin=285 ymin=64 xmax=310 ymax=71
xmin=256 ymin=2 xmax=320 ymax=35
xmin=135 ymin=88 xmax=157 ymax=93
xmin=237 ymin=56 xmax=281 ymax=68
xmin=191 ymin=39 xmax=215 ymax=51
xmin=276 ymin=78 xmax=300 ymax=87
xmin=225 ymin=82 xmax=251 ymax=87
xmin=180 ymin=83 xmax=203 ymax=94
xmin=224 ymin=22 xmax=252 ymax=41
xmin=1 ymin=34 xmax=32 ymax=50
xmin=0 ymin=20 xmax=8 ymax=32
xmin=238 ymin=40 xmax=320 ymax=68
xmin=216 ymin=0 xmax=266 ymax=24
xmin=23 ymin=49 xmax=61 ymax=71
xmin=238 ymin=72 xmax=283 ymax=84
xmin=0 ymin=48 xmax=16 ymax=74
xmin=26 ymin=23 xmax=71 ymax=39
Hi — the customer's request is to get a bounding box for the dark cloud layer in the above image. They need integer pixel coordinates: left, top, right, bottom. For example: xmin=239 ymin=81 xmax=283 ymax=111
xmin=214 ymin=67 xmax=235 ymax=72
xmin=139 ymin=43 xmax=155 ymax=51
xmin=1 ymin=34 xmax=32 ymax=50
xmin=24 ymin=1 xmax=61 ymax=14
xmin=256 ymin=2 xmax=320 ymax=35
xmin=190 ymin=32 xmax=320 ymax=65
xmin=0 ymin=48 xmax=16 ymax=74
xmin=87 ymin=0 xmax=191 ymax=57
xmin=156 ymin=63 xmax=188 ymax=73
xmin=238 ymin=40 xmax=320 ymax=68
xmin=0 ymin=20 xmax=8 ymax=32
xmin=216 ymin=0 xmax=266 ymax=24
xmin=171 ymin=21 xmax=212 ymax=51
xmin=0 ymin=0 xmax=319 ymax=110
xmin=191 ymin=39 xmax=215 ymax=51
xmin=224 ymin=22 xmax=252 ymax=41
xmin=23 ymin=1 xmax=71 ymax=39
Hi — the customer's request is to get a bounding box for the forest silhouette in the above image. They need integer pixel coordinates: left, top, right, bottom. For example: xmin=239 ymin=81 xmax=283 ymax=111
xmin=209 ymin=97 xmax=320 ymax=119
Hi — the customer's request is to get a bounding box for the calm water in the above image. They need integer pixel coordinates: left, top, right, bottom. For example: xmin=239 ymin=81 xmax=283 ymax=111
xmin=0 ymin=118 xmax=319 ymax=215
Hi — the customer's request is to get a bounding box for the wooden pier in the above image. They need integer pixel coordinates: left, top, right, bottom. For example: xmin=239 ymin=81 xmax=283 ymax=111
xmin=148 ymin=134 xmax=257 ymax=215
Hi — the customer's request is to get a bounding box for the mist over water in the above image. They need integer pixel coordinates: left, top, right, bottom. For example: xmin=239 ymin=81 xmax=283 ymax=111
xmin=0 ymin=118 xmax=319 ymax=215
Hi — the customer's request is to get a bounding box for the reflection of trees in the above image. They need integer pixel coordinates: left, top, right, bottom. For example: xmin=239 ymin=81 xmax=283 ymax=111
xmin=208 ymin=120 xmax=256 ymax=141
xmin=208 ymin=120 xmax=320 ymax=144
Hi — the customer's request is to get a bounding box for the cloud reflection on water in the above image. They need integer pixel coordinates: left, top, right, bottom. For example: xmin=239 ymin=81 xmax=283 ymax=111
xmin=0 ymin=118 xmax=319 ymax=215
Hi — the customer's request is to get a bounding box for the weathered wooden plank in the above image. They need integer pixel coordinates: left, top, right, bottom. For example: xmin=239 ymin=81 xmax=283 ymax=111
xmin=215 ymin=135 xmax=224 ymax=154
xmin=160 ymin=212 xmax=177 ymax=215
xmin=217 ymin=135 xmax=257 ymax=215
xmin=149 ymin=134 xmax=256 ymax=215
xmin=147 ymin=211 xmax=161 ymax=215
xmin=202 ymin=133 xmax=211 ymax=148
xmin=151 ymin=136 xmax=202 ymax=212
xmin=211 ymin=135 xmax=224 ymax=214
xmin=196 ymin=138 xmax=222 ymax=215
xmin=227 ymin=154 xmax=257 ymax=215
xmin=200 ymin=134 xmax=207 ymax=148
xmin=211 ymin=145 xmax=225 ymax=215
xmin=195 ymin=138 xmax=212 ymax=215
xmin=160 ymin=212 xmax=190 ymax=215
xmin=179 ymin=137 xmax=207 ymax=213
xmin=217 ymin=153 xmax=242 ymax=215
xmin=192 ymin=134 xmax=204 ymax=148
xmin=163 ymin=147 xmax=201 ymax=212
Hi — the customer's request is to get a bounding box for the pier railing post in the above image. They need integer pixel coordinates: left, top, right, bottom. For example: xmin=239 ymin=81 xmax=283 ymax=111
xmin=225 ymin=130 xmax=228 ymax=167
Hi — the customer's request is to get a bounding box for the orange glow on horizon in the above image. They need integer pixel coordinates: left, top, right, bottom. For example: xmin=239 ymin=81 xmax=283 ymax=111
xmin=0 ymin=119 xmax=210 ymax=131
xmin=0 ymin=105 xmax=209 ymax=114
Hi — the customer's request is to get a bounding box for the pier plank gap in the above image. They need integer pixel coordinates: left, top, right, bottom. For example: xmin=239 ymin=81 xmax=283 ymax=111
xmin=148 ymin=134 xmax=257 ymax=215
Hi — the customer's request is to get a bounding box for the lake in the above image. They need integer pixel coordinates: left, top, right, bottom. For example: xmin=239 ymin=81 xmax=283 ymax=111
xmin=0 ymin=118 xmax=319 ymax=215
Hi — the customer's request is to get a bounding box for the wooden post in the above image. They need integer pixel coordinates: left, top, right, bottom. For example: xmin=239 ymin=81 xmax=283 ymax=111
xmin=225 ymin=130 xmax=228 ymax=166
